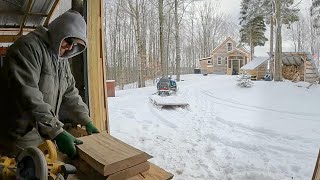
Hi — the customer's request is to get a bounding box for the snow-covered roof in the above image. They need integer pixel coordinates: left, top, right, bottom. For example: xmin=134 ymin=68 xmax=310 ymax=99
xmin=241 ymin=57 xmax=268 ymax=70
xmin=268 ymin=52 xmax=312 ymax=66
xmin=199 ymin=57 xmax=211 ymax=61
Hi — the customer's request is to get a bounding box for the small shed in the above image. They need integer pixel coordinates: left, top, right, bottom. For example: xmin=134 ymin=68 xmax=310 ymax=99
xmin=199 ymin=57 xmax=214 ymax=74
xmin=269 ymin=52 xmax=319 ymax=83
xmin=240 ymin=57 xmax=268 ymax=80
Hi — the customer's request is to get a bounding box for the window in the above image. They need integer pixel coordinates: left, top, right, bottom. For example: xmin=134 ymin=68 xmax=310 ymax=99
xmin=228 ymin=60 xmax=231 ymax=68
xmin=217 ymin=57 xmax=222 ymax=65
xmin=227 ymin=43 xmax=232 ymax=51
xmin=224 ymin=57 xmax=228 ymax=65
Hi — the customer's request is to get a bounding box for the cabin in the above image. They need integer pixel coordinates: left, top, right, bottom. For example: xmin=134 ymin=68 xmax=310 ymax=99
xmin=199 ymin=37 xmax=251 ymax=75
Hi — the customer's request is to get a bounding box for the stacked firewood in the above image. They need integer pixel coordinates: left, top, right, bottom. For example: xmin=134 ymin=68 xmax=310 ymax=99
xmin=282 ymin=65 xmax=300 ymax=81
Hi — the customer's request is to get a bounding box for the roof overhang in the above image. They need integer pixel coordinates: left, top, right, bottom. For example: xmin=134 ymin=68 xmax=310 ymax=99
xmin=0 ymin=0 xmax=61 ymax=43
xmin=268 ymin=52 xmax=312 ymax=66
xmin=199 ymin=57 xmax=211 ymax=61
xmin=227 ymin=48 xmax=249 ymax=56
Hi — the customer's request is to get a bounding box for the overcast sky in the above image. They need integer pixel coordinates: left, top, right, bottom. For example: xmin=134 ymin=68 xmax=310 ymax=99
xmin=218 ymin=0 xmax=312 ymax=57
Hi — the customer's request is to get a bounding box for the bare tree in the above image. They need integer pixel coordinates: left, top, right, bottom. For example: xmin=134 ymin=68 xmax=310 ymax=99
xmin=274 ymin=0 xmax=282 ymax=81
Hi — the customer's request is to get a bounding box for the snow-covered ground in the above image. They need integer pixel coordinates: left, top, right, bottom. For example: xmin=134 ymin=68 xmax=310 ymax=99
xmin=108 ymin=74 xmax=320 ymax=180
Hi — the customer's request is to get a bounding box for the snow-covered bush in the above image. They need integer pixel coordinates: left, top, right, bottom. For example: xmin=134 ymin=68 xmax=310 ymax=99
xmin=236 ymin=72 xmax=253 ymax=88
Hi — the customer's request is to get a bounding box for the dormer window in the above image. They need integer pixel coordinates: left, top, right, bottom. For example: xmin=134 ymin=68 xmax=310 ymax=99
xmin=227 ymin=43 xmax=232 ymax=51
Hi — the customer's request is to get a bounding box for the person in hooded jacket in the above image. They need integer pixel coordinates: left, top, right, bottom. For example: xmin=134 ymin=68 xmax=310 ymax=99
xmin=0 ymin=10 xmax=99 ymax=158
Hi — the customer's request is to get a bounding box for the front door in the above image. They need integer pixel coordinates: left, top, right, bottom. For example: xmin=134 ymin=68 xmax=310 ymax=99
xmin=232 ymin=60 xmax=239 ymax=75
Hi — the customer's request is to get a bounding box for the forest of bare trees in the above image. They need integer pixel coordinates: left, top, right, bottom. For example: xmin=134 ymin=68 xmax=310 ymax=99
xmin=104 ymin=0 xmax=239 ymax=89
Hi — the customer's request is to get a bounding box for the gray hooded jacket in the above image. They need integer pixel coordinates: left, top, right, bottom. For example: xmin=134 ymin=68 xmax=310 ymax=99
xmin=0 ymin=10 xmax=91 ymax=140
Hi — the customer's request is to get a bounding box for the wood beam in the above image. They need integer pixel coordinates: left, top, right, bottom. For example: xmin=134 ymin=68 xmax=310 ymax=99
xmin=0 ymin=35 xmax=21 ymax=43
xmin=0 ymin=10 xmax=47 ymax=17
xmin=44 ymin=0 xmax=61 ymax=27
xmin=18 ymin=0 xmax=33 ymax=35
xmin=87 ymin=0 xmax=109 ymax=132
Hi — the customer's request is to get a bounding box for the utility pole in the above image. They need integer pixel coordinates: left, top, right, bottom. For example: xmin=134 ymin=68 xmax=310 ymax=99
xmin=274 ymin=0 xmax=282 ymax=81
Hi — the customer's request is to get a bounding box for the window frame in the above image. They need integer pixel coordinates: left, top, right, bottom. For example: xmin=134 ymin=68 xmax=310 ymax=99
xmin=227 ymin=42 xmax=233 ymax=51
xmin=217 ymin=56 xmax=222 ymax=65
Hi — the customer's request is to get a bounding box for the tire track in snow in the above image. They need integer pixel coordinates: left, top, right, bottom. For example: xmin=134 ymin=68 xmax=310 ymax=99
xmin=185 ymin=84 xmax=316 ymax=179
xmin=201 ymin=89 xmax=320 ymax=117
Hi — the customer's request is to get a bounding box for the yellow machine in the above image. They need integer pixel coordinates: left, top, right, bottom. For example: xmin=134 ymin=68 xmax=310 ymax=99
xmin=0 ymin=140 xmax=76 ymax=180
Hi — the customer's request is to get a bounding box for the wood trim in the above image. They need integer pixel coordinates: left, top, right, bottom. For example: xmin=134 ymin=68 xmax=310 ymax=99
xmin=44 ymin=0 xmax=61 ymax=27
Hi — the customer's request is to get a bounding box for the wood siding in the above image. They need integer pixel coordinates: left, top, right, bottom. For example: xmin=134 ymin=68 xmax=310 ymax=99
xmin=241 ymin=62 xmax=267 ymax=80
xmin=199 ymin=58 xmax=214 ymax=74
xmin=305 ymin=61 xmax=319 ymax=83
xmin=212 ymin=54 xmax=227 ymax=74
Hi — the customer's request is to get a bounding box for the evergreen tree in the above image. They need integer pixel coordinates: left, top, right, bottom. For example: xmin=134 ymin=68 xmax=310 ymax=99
xmin=240 ymin=15 xmax=268 ymax=59
xmin=239 ymin=0 xmax=299 ymax=81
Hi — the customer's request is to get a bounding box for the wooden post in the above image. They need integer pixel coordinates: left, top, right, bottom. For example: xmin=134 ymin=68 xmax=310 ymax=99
xmin=87 ymin=0 xmax=109 ymax=132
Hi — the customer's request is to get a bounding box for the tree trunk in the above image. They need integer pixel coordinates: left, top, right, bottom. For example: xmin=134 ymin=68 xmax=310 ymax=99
xmin=174 ymin=0 xmax=181 ymax=81
xmin=274 ymin=0 xmax=282 ymax=81
xmin=250 ymin=28 xmax=254 ymax=59
xmin=159 ymin=0 xmax=166 ymax=77
xmin=269 ymin=15 xmax=274 ymax=75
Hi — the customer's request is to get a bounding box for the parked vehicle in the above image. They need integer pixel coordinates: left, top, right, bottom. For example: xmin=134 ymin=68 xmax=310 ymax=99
xmin=156 ymin=77 xmax=177 ymax=96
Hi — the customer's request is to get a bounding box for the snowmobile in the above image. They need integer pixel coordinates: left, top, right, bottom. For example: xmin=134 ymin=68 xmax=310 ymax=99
xmin=150 ymin=77 xmax=189 ymax=108
xmin=156 ymin=77 xmax=177 ymax=96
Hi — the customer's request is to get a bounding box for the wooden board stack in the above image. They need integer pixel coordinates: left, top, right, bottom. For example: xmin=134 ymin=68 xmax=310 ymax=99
xmin=73 ymin=132 xmax=173 ymax=180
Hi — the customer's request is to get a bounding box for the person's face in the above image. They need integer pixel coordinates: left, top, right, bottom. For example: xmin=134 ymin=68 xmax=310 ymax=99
xmin=59 ymin=38 xmax=84 ymax=57
xmin=59 ymin=38 xmax=76 ymax=57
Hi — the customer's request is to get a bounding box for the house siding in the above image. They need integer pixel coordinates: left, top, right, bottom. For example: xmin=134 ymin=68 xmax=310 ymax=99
xmin=199 ymin=37 xmax=250 ymax=75
xmin=199 ymin=58 xmax=214 ymax=74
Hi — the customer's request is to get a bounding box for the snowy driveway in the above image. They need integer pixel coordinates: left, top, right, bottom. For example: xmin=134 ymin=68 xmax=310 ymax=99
xmin=108 ymin=74 xmax=320 ymax=180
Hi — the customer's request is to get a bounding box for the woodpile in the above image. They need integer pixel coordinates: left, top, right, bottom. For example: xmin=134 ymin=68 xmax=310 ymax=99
xmin=282 ymin=65 xmax=300 ymax=81
xmin=292 ymin=72 xmax=300 ymax=83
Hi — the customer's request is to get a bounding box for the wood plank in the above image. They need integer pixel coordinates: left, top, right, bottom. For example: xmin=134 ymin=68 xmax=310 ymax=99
xmin=0 ymin=35 xmax=21 ymax=43
xmin=107 ymin=162 xmax=150 ymax=180
xmin=44 ymin=0 xmax=61 ymax=27
xmin=77 ymin=132 xmax=152 ymax=176
xmin=100 ymin=0 xmax=110 ymax=133
xmin=71 ymin=158 xmax=105 ymax=180
xmin=127 ymin=163 xmax=173 ymax=180
xmin=313 ymin=149 xmax=320 ymax=180
xmin=87 ymin=0 xmax=108 ymax=132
